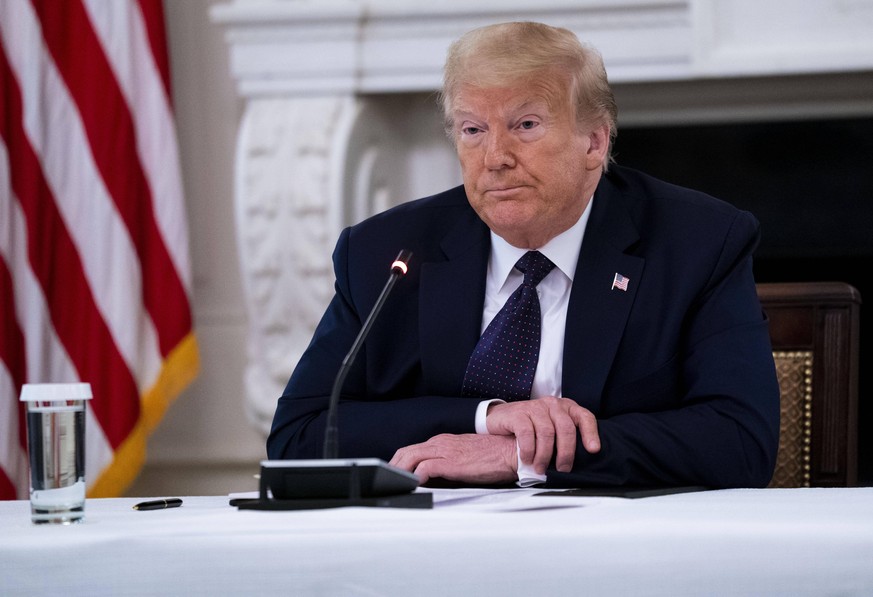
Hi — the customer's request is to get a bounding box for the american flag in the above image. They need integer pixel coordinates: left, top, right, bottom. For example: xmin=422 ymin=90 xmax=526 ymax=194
xmin=612 ymin=272 xmax=630 ymax=292
xmin=0 ymin=0 xmax=198 ymax=500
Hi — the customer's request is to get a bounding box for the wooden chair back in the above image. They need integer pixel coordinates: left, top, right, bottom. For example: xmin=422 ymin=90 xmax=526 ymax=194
xmin=758 ymin=282 xmax=861 ymax=487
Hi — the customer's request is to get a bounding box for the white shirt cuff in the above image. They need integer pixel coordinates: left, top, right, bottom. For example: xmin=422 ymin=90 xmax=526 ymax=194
xmin=474 ymin=399 xmax=504 ymax=434
xmin=516 ymin=452 xmax=547 ymax=487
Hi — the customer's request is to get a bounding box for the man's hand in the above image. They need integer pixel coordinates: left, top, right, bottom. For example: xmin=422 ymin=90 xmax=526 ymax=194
xmin=389 ymin=434 xmax=518 ymax=485
xmin=486 ymin=397 xmax=600 ymax=474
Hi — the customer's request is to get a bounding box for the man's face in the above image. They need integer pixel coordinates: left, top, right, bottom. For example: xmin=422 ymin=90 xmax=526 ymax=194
xmin=451 ymin=75 xmax=607 ymax=249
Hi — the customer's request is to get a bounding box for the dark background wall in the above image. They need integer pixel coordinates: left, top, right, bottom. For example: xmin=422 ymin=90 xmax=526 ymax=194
xmin=613 ymin=116 xmax=872 ymax=485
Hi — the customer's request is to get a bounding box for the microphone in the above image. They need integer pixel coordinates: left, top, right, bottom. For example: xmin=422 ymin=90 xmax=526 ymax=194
xmin=235 ymin=249 xmax=433 ymax=510
xmin=323 ymin=249 xmax=412 ymax=459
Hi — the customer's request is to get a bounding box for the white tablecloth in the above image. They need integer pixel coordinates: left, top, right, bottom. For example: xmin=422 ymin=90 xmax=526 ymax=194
xmin=2 ymin=487 xmax=872 ymax=596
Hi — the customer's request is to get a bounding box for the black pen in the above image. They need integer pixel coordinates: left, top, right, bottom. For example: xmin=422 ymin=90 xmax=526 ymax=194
xmin=133 ymin=498 xmax=183 ymax=511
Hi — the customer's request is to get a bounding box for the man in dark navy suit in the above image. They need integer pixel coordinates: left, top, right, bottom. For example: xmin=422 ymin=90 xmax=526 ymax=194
xmin=267 ymin=22 xmax=781 ymax=489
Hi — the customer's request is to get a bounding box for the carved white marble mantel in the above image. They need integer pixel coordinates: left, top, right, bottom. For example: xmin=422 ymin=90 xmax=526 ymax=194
xmin=209 ymin=0 xmax=873 ymax=434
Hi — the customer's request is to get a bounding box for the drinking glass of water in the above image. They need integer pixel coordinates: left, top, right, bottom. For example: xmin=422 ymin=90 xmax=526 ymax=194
xmin=19 ymin=383 xmax=92 ymax=524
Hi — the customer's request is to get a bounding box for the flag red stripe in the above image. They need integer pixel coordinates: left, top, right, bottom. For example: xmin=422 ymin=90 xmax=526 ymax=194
xmin=0 ymin=254 xmax=27 ymax=462
xmin=0 ymin=44 xmax=139 ymax=449
xmin=32 ymin=0 xmax=192 ymax=357
xmin=0 ymin=255 xmax=26 ymax=395
xmin=0 ymin=468 xmax=15 ymax=500
xmin=136 ymin=0 xmax=173 ymax=105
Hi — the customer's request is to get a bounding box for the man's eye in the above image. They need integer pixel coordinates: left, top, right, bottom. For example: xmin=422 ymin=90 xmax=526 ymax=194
xmin=519 ymin=120 xmax=538 ymax=130
xmin=461 ymin=126 xmax=481 ymax=135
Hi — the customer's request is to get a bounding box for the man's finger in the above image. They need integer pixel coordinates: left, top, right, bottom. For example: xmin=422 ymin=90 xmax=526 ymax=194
xmin=551 ymin=410 xmax=579 ymax=472
xmin=513 ymin=418 xmax=537 ymax=465
xmin=389 ymin=443 xmax=428 ymax=471
xmin=531 ymin=424 xmax=556 ymax=474
xmin=574 ymin=409 xmax=601 ymax=453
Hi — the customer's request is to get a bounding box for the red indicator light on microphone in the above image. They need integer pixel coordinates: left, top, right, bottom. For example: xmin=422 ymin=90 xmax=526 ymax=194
xmin=391 ymin=249 xmax=412 ymax=275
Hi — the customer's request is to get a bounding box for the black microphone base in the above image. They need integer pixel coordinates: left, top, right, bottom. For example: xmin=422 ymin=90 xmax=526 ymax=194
xmin=232 ymin=492 xmax=433 ymax=511
xmin=230 ymin=458 xmax=433 ymax=511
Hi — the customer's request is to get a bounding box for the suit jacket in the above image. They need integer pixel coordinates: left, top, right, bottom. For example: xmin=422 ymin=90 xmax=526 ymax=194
xmin=268 ymin=165 xmax=781 ymax=488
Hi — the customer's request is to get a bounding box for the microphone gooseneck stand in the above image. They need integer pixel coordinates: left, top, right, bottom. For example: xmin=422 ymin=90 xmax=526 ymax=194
xmin=235 ymin=250 xmax=433 ymax=510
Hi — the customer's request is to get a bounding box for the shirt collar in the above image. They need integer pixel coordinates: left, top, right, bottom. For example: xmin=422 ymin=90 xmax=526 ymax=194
xmin=488 ymin=197 xmax=593 ymax=290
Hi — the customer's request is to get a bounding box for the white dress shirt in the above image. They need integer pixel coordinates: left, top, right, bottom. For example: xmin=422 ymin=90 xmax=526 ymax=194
xmin=473 ymin=198 xmax=592 ymax=485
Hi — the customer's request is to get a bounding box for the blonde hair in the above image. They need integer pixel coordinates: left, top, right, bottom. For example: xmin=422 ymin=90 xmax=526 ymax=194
xmin=441 ymin=22 xmax=618 ymax=168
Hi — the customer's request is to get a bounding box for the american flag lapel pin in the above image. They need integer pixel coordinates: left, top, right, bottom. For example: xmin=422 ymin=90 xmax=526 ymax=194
xmin=611 ymin=272 xmax=629 ymax=292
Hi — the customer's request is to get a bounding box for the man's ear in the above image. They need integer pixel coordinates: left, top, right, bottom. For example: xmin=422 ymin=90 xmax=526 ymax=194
xmin=585 ymin=124 xmax=610 ymax=171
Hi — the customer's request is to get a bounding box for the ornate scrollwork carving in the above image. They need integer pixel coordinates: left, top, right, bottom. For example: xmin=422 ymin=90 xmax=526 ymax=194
xmin=236 ymin=96 xmax=354 ymax=432
xmin=235 ymin=93 xmax=457 ymax=435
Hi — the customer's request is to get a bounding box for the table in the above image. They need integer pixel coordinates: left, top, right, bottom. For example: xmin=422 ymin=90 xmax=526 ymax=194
xmin=2 ymin=487 xmax=873 ymax=596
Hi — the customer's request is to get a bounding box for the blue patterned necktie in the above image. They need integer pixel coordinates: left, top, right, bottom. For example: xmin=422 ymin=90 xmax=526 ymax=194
xmin=462 ymin=251 xmax=556 ymax=401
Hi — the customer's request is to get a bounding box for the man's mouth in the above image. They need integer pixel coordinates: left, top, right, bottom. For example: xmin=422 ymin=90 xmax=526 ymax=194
xmin=485 ymin=185 xmax=526 ymax=196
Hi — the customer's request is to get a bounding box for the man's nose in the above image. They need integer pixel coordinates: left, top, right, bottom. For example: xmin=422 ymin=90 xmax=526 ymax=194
xmin=483 ymin=129 xmax=516 ymax=170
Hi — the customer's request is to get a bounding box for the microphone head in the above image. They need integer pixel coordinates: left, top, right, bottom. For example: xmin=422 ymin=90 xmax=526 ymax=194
xmin=391 ymin=249 xmax=412 ymax=276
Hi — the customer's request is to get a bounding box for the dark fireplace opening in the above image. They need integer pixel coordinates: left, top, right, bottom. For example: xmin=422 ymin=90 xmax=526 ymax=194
xmin=614 ymin=116 xmax=872 ymax=485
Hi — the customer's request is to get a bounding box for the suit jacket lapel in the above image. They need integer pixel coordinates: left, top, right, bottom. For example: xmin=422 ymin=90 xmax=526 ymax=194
xmin=419 ymin=204 xmax=490 ymax=396
xmin=563 ymin=174 xmax=644 ymax=412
